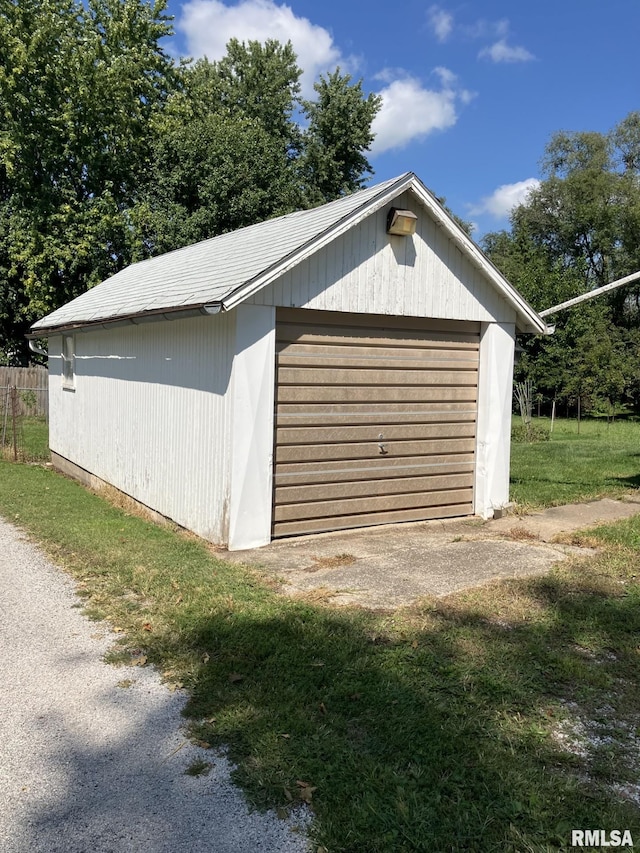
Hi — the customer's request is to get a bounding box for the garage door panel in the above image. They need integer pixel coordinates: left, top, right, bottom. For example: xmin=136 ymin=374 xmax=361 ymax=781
xmin=277 ymin=385 xmax=478 ymax=403
xmin=275 ymin=455 xmax=475 ymax=484
xmin=277 ymin=367 xmax=478 ymax=387
xmin=275 ymin=437 xmax=476 ymax=464
xmin=276 ymin=340 xmax=479 ymax=358
xmin=272 ymin=310 xmax=479 ymax=538
xmin=276 ymin=322 xmax=480 ymax=348
xmin=278 ymin=355 xmax=477 ymax=372
xmin=275 ymin=471 xmax=474 ymax=504
xmin=274 ymin=487 xmax=474 ymax=523
xmin=276 ymin=421 xmax=476 ymax=445
xmin=275 ymin=403 xmax=477 ymax=427
xmin=274 ymin=504 xmax=472 ymax=538
xmin=277 ymin=348 xmax=479 ymax=371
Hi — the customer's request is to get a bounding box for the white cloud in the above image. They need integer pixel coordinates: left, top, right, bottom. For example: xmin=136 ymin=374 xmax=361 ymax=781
xmin=177 ymin=0 xmax=348 ymax=95
xmin=433 ymin=66 xmax=456 ymax=87
xmin=464 ymin=18 xmax=509 ymax=40
xmin=427 ymin=5 xmax=454 ymax=42
xmin=479 ymin=39 xmax=535 ymax=63
xmin=371 ymin=69 xmax=471 ymax=154
xmin=470 ymin=178 xmax=540 ymax=219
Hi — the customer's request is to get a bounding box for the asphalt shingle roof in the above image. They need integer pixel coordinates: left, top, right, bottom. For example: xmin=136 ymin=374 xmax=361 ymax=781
xmin=31 ymin=175 xmax=408 ymax=332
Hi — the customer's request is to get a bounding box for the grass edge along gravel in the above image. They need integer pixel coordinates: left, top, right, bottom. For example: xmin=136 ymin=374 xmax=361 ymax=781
xmin=1 ymin=460 xmax=640 ymax=852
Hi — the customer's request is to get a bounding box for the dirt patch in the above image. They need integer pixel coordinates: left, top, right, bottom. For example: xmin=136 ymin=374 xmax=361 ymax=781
xmin=550 ymin=699 xmax=640 ymax=807
xmin=303 ymin=553 xmax=357 ymax=573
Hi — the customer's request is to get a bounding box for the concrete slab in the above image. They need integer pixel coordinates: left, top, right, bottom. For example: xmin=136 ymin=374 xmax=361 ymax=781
xmin=486 ymin=496 xmax=640 ymax=543
xmin=222 ymin=497 xmax=640 ymax=609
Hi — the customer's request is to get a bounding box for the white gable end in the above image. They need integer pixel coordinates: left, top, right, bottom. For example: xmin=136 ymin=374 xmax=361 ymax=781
xmin=246 ymin=191 xmax=516 ymax=324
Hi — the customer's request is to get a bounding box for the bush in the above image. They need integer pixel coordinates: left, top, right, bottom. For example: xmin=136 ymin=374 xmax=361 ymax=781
xmin=511 ymin=421 xmax=551 ymax=443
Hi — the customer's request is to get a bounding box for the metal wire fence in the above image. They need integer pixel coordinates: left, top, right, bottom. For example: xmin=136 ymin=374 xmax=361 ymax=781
xmin=1 ymin=384 xmax=50 ymax=463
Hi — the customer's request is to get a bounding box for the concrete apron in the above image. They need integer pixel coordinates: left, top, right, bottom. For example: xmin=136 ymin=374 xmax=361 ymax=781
xmin=222 ymin=497 xmax=640 ymax=609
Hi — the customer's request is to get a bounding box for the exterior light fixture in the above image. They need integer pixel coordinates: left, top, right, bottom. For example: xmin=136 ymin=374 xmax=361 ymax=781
xmin=386 ymin=208 xmax=418 ymax=236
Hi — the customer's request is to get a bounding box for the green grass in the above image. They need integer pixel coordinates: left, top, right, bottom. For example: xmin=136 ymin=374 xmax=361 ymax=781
xmin=1 ymin=459 xmax=640 ymax=852
xmin=511 ymin=417 xmax=640 ymax=507
xmin=1 ymin=415 xmax=49 ymax=461
xmin=21 ymin=415 xmax=49 ymax=460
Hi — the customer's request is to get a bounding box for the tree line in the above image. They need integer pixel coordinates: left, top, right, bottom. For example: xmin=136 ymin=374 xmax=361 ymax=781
xmin=483 ymin=112 xmax=640 ymax=418
xmin=0 ymin=0 xmax=380 ymax=363
xmin=3 ymin=0 xmax=639 ymax=417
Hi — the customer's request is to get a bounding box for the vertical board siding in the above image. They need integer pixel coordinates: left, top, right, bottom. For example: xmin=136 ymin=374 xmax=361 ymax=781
xmin=273 ymin=309 xmax=480 ymax=537
xmin=247 ymin=192 xmax=516 ymax=324
xmin=0 ymin=365 xmax=48 ymax=416
xmin=48 ymin=314 xmax=235 ymax=544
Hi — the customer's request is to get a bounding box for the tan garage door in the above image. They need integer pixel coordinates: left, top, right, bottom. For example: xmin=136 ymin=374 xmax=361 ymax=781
xmin=273 ymin=308 xmax=479 ymax=538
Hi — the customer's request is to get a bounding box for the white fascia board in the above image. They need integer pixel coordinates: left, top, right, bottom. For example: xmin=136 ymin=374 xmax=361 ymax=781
xmin=408 ymin=179 xmax=552 ymax=336
xmin=220 ymin=175 xmax=416 ymax=312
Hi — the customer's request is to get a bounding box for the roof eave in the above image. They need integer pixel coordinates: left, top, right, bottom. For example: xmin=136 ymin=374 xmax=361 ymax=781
xmin=27 ymin=303 xmax=222 ymax=338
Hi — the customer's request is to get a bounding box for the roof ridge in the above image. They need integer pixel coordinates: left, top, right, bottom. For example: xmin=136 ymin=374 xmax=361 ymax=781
xmin=128 ymin=173 xmax=415 ymax=272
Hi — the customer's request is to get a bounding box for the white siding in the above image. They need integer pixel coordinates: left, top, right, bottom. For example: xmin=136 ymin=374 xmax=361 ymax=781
xmin=247 ymin=192 xmax=517 ymax=325
xmin=474 ymin=321 xmax=516 ymax=517
xmin=228 ymin=304 xmax=276 ymax=550
xmin=48 ymin=313 xmax=236 ymax=543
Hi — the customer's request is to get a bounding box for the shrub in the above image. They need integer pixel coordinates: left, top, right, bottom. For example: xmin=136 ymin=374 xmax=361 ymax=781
xmin=511 ymin=421 xmax=551 ymax=443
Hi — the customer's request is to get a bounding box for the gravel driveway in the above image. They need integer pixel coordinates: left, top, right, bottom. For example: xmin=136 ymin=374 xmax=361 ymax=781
xmin=0 ymin=518 xmax=310 ymax=853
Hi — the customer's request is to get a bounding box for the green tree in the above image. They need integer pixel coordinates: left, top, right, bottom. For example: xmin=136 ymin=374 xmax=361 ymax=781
xmin=137 ymin=45 xmax=381 ymax=253
xmin=301 ymin=69 xmax=381 ymax=205
xmin=212 ymin=39 xmax=302 ymax=152
xmin=484 ymin=113 xmax=640 ymax=415
xmin=135 ymin=47 xmax=304 ymax=252
xmin=0 ymin=0 xmax=175 ymax=362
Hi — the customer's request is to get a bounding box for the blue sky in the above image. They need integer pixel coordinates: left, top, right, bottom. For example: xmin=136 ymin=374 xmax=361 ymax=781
xmin=164 ymin=0 xmax=638 ymax=238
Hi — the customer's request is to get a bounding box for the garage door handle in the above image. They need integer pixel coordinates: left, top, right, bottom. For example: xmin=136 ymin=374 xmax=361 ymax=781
xmin=378 ymin=442 xmax=388 ymax=454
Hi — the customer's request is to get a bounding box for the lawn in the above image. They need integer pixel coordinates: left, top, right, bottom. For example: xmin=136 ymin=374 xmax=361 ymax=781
xmin=1 ymin=458 xmax=639 ymax=852
xmin=510 ymin=417 xmax=640 ymax=507
xmin=1 ymin=414 xmax=49 ymax=462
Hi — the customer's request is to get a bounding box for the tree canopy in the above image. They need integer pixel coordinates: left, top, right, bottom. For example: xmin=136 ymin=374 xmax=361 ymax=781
xmin=0 ymin=4 xmax=381 ymax=363
xmin=483 ymin=113 xmax=640 ymax=417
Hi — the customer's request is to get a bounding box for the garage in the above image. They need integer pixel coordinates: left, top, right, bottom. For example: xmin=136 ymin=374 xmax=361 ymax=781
xmin=31 ymin=171 xmax=550 ymax=550
xmin=273 ymin=308 xmax=480 ymax=536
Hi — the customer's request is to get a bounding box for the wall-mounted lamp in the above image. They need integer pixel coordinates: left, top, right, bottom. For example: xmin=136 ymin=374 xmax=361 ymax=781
xmin=386 ymin=207 xmax=418 ymax=236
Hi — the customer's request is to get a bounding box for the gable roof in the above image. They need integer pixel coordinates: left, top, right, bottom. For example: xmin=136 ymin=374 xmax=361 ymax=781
xmin=30 ymin=172 xmax=551 ymax=336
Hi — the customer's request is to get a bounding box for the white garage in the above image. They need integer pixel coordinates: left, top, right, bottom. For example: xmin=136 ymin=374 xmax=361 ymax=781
xmin=30 ymin=172 xmax=550 ymax=550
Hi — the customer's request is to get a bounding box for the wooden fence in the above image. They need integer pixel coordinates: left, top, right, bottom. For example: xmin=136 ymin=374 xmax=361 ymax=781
xmin=0 ymin=366 xmax=48 ymax=417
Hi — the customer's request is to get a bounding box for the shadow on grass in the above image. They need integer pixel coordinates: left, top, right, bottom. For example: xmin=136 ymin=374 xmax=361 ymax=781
xmin=174 ymin=566 xmax=640 ymax=852
xmin=2 ymin=462 xmax=639 ymax=852
xmin=614 ymin=473 xmax=640 ymax=489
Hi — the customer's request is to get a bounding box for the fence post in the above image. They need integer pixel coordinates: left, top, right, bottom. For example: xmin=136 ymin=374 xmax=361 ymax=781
xmin=1 ymin=383 xmax=8 ymax=447
xmin=10 ymin=385 xmax=18 ymax=461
